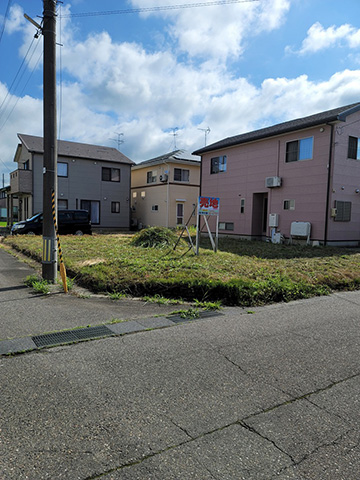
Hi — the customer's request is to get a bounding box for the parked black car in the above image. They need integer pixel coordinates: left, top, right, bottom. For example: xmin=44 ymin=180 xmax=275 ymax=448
xmin=11 ymin=210 xmax=92 ymax=235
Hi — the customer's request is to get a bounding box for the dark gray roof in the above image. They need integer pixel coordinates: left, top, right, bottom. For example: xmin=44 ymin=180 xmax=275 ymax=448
xmin=193 ymin=103 xmax=360 ymax=155
xmin=133 ymin=149 xmax=200 ymax=168
xmin=18 ymin=134 xmax=134 ymax=165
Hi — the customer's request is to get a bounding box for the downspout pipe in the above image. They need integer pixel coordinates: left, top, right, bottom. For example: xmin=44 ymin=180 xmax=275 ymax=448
xmin=324 ymin=124 xmax=334 ymax=246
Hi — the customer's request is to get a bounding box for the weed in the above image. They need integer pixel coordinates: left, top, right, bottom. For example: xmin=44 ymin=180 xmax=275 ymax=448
xmin=193 ymin=299 xmax=222 ymax=310
xmin=32 ymin=280 xmax=50 ymax=295
xmin=143 ymin=294 xmax=181 ymax=305
xmin=25 ymin=274 xmax=51 ymax=294
xmin=108 ymin=292 xmax=127 ymax=300
xmin=57 ymin=275 xmax=75 ymax=291
xmin=25 ymin=274 xmax=42 ymax=287
xmin=131 ymin=227 xmax=178 ymax=248
xmin=171 ymin=307 xmax=201 ymax=319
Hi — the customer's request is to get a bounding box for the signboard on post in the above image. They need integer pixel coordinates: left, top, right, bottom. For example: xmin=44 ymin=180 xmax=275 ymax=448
xmin=196 ymin=196 xmax=220 ymax=255
xmin=198 ymin=196 xmax=220 ymax=216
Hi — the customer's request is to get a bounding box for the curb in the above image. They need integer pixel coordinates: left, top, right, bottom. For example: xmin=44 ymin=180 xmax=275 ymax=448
xmin=0 ymin=311 xmax=223 ymax=355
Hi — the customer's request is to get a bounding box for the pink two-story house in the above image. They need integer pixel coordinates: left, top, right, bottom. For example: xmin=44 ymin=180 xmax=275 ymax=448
xmin=193 ymin=103 xmax=360 ymax=246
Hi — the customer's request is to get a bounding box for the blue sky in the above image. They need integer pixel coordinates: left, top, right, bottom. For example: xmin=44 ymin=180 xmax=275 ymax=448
xmin=1 ymin=0 xmax=360 ymax=182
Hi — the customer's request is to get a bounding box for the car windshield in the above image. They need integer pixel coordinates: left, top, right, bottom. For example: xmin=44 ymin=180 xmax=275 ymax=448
xmin=26 ymin=213 xmax=42 ymax=222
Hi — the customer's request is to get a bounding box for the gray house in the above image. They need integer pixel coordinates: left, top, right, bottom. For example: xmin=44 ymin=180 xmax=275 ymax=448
xmin=9 ymin=134 xmax=134 ymax=230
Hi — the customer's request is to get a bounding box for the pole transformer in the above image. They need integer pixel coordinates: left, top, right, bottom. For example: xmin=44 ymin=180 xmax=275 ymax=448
xmin=42 ymin=0 xmax=58 ymax=282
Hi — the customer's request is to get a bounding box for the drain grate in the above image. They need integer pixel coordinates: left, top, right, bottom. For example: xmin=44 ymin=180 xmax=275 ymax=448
xmin=32 ymin=331 xmax=78 ymax=347
xmin=32 ymin=325 xmax=113 ymax=348
xmin=72 ymin=325 xmax=113 ymax=340
xmin=168 ymin=311 xmax=223 ymax=324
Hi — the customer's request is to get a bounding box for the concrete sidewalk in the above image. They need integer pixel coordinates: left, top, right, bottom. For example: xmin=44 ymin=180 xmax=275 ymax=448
xmin=0 ymin=247 xmax=196 ymax=353
xmin=1 ymin=247 xmax=360 ymax=479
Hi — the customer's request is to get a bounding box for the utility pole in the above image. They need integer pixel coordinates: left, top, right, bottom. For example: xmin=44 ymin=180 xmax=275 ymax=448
xmin=42 ymin=0 xmax=57 ymax=282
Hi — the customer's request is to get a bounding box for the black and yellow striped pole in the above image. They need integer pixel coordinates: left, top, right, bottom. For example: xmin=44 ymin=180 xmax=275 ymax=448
xmin=51 ymin=190 xmax=68 ymax=293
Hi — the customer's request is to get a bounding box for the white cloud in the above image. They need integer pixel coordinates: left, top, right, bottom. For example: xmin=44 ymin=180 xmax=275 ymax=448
xmin=4 ymin=4 xmax=25 ymax=34
xmin=130 ymin=0 xmax=290 ymax=60
xmin=2 ymin=0 xmax=360 ymax=182
xmin=288 ymin=22 xmax=360 ymax=55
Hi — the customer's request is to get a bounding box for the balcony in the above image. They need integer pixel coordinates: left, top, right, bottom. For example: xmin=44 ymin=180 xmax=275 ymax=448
xmin=10 ymin=169 xmax=32 ymax=195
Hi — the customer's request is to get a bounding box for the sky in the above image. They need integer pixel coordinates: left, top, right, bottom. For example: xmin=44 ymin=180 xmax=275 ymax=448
xmin=1 ymin=0 xmax=360 ymax=183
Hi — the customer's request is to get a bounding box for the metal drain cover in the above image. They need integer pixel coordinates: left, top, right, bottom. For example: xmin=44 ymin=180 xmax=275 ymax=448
xmin=72 ymin=325 xmax=113 ymax=340
xmin=32 ymin=325 xmax=113 ymax=348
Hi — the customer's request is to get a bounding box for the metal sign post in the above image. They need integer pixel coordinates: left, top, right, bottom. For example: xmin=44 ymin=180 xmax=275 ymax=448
xmin=195 ymin=196 xmax=220 ymax=255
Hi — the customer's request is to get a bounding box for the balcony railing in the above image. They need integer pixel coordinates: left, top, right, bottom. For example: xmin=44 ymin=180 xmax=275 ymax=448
xmin=10 ymin=169 xmax=32 ymax=194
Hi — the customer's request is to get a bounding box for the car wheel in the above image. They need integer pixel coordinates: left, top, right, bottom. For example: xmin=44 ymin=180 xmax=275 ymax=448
xmin=75 ymin=230 xmax=84 ymax=236
xmin=27 ymin=231 xmax=35 ymax=236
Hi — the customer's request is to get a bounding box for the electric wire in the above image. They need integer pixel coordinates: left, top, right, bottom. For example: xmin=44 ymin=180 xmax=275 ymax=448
xmin=0 ymin=34 xmax=39 ymax=116
xmin=60 ymin=0 xmax=259 ymax=18
xmin=0 ymin=0 xmax=13 ymax=47
xmin=0 ymin=47 xmax=42 ymax=135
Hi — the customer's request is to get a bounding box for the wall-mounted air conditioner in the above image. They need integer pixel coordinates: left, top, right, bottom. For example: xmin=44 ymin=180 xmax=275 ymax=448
xmin=159 ymin=174 xmax=168 ymax=182
xmin=265 ymin=176 xmax=282 ymax=188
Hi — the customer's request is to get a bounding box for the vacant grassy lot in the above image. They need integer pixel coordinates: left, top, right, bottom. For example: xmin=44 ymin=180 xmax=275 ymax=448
xmin=3 ymin=232 xmax=360 ymax=306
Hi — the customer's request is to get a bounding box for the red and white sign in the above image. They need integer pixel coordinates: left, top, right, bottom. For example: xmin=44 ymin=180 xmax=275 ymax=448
xmin=198 ymin=196 xmax=220 ymax=215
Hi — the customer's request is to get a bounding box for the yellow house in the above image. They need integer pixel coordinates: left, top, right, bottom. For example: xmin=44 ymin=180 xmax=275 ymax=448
xmin=131 ymin=150 xmax=201 ymax=229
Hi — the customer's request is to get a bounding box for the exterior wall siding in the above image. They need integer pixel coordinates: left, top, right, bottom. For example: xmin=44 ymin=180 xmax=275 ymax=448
xmin=131 ymin=160 xmax=200 ymax=228
xmin=31 ymin=152 xmax=131 ymax=229
xmin=328 ymin=110 xmax=360 ymax=242
xmin=201 ymin=126 xmax=332 ymax=242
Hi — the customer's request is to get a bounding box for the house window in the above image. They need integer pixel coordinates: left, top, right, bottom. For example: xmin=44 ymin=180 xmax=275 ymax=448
xmin=147 ymin=170 xmax=157 ymax=183
xmin=58 ymin=199 xmax=68 ymax=210
xmin=24 ymin=160 xmax=30 ymax=170
xmin=111 ymin=201 xmax=120 ymax=213
xmin=240 ymin=198 xmax=245 ymax=214
xmin=152 ymin=205 xmax=159 ymax=211
xmin=284 ymin=199 xmax=295 ymax=210
xmin=102 ymin=167 xmax=120 ymax=182
xmin=219 ymin=222 xmax=234 ymax=231
xmin=211 ymin=156 xmax=227 ymax=174
xmin=174 ymin=168 xmax=189 ymax=182
xmin=348 ymin=136 xmax=360 ymax=160
xmin=176 ymin=203 xmax=184 ymax=225
xmin=334 ymin=201 xmax=351 ymax=222
xmin=285 ymin=137 xmax=313 ymax=163
xmin=58 ymin=162 xmax=68 ymax=177
xmin=80 ymin=200 xmax=100 ymax=224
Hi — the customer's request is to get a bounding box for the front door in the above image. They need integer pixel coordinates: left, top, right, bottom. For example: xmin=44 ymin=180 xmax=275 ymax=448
xmin=251 ymin=193 xmax=268 ymax=239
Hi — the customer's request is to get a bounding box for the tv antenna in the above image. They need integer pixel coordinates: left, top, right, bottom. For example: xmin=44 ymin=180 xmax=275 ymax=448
xmin=170 ymin=127 xmax=179 ymax=150
xmin=198 ymin=126 xmax=210 ymax=146
xmin=110 ymin=132 xmax=124 ymax=150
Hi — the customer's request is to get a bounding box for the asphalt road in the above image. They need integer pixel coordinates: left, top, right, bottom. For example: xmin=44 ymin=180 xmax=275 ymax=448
xmin=0 ymin=247 xmax=359 ymax=479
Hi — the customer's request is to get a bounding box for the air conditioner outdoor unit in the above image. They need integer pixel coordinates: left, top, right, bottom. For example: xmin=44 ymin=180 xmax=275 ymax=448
xmin=265 ymin=176 xmax=281 ymax=188
xmin=159 ymin=174 xmax=168 ymax=182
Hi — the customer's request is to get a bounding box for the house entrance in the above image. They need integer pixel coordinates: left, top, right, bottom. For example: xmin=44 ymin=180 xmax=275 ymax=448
xmin=251 ymin=193 xmax=268 ymax=239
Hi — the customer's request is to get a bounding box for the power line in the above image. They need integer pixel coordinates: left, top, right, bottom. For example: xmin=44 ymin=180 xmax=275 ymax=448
xmin=0 ymin=48 xmax=42 ymax=135
xmin=0 ymin=34 xmax=42 ymax=128
xmin=60 ymin=0 xmax=259 ymax=18
xmin=0 ymin=0 xmax=13 ymax=47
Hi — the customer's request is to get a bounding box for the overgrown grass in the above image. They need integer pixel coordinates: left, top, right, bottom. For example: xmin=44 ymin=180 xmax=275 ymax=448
xmin=6 ymin=230 xmax=360 ymax=306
